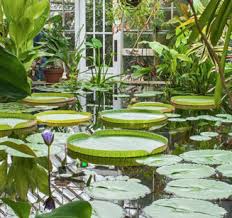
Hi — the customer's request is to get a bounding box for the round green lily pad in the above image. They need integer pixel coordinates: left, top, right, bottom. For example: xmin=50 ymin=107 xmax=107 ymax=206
xmin=68 ymin=130 xmax=168 ymax=158
xmin=136 ymin=155 xmax=182 ymax=167
xmin=36 ymin=110 xmax=92 ymax=127
xmin=27 ymin=132 xmax=72 ymax=145
xmin=216 ymin=164 xmax=232 ymax=178
xmin=113 ymin=94 xmax=130 ymax=98
xmin=99 ymin=109 xmax=167 ymax=129
xmin=143 ymin=198 xmax=226 ymax=218
xmin=171 ymin=96 xmax=216 ymax=110
xmin=200 ymin=132 xmax=219 ymax=138
xmin=86 ymin=180 xmax=150 ymax=200
xmin=180 ymin=150 xmax=232 ymax=165
xmin=134 ymin=91 xmax=163 ymax=98
xmin=91 ymin=201 xmax=124 ymax=218
xmin=0 ymin=137 xmax=62 ymax=158
xmin=129 ymin=102 xmax=174 ymax=113
xmin=165 ymin=179 xmax=232 ymax=200
xmin=165 ymin=113 xmax=181 ymax=118
xmin=0 ymin=113 xmax=37 ymax=137
xmin=190 ymin=135 xmax=212 ymax=142
xmin=22 ymin=93 xmax=76 ymax=106
xmin=156 ymin=163 xmax=215 ymax=179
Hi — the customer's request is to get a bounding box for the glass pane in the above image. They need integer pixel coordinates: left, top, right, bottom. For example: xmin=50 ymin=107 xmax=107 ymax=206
xmin=105 ymin=34 xmax=113 ymax=67
xmin=86 ymin=0 xmax=93 ymax=32
xmin=64 ymin=11 xmax=75 ymax=30
xmin=95 ymin=0 xmax=103 ymax=32
xmin=105 ymin=1 xmax=113 ymax=32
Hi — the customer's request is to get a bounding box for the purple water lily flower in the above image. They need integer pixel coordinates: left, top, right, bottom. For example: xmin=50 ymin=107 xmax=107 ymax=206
xmin=42 ymin=130 xmax=54 ymax=147
xmin=44 ymin=196 xmax=56 ymax=210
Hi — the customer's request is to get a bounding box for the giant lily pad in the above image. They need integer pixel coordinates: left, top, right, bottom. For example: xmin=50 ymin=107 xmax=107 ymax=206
xmin=129 ymin=102 xmax=174 ymax=113
xmin=68 ymin=130 xmax=168 ymax=158
xmin=180 ymin=150 xmax=232 ymax=165
xmin=171 ymin=96 xmax=216 ymax=110
xmin=91 ymin=201 xmax=124 ymax=218
xmin=216 ymin=164 xmax=232 ymax=178
xmin=136 ymin=155 xmax=182 ymax=167
xmin=86 ymin=179 xmax=150 ymax=200
xmin=22 ymin=93 xmax=76 ymax=106
xmin=36 ymin=110 xmax=92 ymax=127
xmin=99 ymin=109 xmax=167 ymax=129
xmin=143 ymin=198 xmax=226 ymax=218
xmin=156 ymin=163 xmax=215 ymax=179
xmin=165 ymin=179 xmax=232 ymax=200
xmin=0 ymin=113 xmax=37 ymax=137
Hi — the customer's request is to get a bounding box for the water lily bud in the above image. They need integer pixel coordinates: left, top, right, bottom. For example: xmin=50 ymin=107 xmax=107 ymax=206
xmin=44 ymin=196 xmax=55 ymax=210
xmin=42 ymin=130 xmax=54 ymax=147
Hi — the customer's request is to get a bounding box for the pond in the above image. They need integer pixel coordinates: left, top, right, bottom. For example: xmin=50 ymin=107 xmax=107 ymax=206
xmin=0 ymin=90 xmax=232 ymax=218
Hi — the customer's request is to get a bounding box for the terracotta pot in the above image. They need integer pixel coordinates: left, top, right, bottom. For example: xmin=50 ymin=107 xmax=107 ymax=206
xmin=44 ymin=68 xmax=64 ymax=83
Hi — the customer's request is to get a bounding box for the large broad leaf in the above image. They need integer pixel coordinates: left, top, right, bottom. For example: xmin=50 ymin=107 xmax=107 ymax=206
xmin=156 ymin=163 xmax=215 ymax=179
xmin=143 ymin=198 xmax=226 ymax=218
xmin=0 ymin=46 xmax=30 ymax=99
xmin=165 ymin=179 xmax=232 ymax=200
xmin=1 ymin=198 xmax=31 ymax=218
xmin=35 ymin=201 xmax=92 ymax=218
xmin=86 ymin=179 xmax=150 ymax=201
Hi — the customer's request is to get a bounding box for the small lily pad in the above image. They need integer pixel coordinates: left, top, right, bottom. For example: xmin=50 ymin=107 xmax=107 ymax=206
xmin=165 ymin=113 xmax=181 ymax=118
xmin=186 ymin=117 xmax=200 ymax=121
xmin=27 ymin=132 xmax=72 ymax=145
xmin=190 ymin=135 xmax=211 ymax=142
xmin=86 ymin=180 xmax=150 ymax=200
xmin=134 ymin=91 xmax=163 ymax=98
xmin=143 ymin=198 xmax=226 ymax=218
xmin=180 ymin=150 xmax=232 ymax=165
xmin=165 ymin=179 xmax=232 ymax=200
xmin=200 ymin=132 xmax=219 ymax=138
xmin=136 ymin=155 xmax=182 ymax=167
xmin=91 ymin=201 xmax=124 ymax=218
xmin=168 ymin=118 xmax=186 ymax=122
xmin=216 ymin=164 xmax=232 ymax=178
xmin=156 ymin=163 xmax=215 ymax=179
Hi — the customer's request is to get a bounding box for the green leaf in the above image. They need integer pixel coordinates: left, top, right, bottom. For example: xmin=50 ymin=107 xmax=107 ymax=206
xmin=0 ymin=46 xmax=31 ymax=99
xmin=189 ymin=0 xmax=220 ymax=42
xmin=210 ymin=0 xmax=232 ymax=46
xmin=1 ymin=198 xmax=31 ymax=218
xmin=36 ymin=201 xmax=92 ymax=218
xmin=0 ymin=160 xmax=7 ymax=191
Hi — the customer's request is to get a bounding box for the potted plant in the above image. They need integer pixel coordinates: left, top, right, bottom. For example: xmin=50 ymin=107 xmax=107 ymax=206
xmin=40 ymin=15 xmax=70 ymax=83
xmin=43 ymin=59 xmax=64 ymax=83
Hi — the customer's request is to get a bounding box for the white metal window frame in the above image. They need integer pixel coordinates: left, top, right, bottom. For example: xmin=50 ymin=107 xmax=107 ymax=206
xmin=75 ymin=0 xmax=123 ymax=79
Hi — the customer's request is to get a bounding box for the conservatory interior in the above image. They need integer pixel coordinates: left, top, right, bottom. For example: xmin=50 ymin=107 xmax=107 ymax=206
xmin=0 ymin=0 xmax=232 ymax=217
